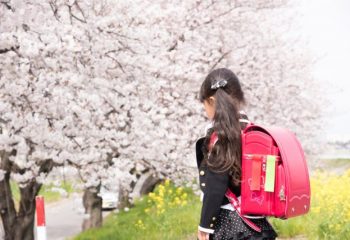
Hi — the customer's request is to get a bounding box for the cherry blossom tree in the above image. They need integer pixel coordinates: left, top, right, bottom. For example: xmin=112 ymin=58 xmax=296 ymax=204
xmin=0 ymin=0 xmax=139 ymax=238
xmin=0 ymin=0 xmax=322 ymax=239
xmin=127 ymin=0 xmax=321 ymax=183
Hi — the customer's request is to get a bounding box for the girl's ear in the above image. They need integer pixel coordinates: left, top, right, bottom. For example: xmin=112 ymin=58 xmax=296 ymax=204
xmin=208 ymin=96 xmax=216 ymax=106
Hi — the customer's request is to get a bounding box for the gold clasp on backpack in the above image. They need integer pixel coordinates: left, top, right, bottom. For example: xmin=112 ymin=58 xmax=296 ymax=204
xmin=279 ymin=185 xmax=286 ymax=201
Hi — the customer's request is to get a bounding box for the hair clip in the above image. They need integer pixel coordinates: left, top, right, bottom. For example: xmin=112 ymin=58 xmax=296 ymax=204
xmin=211 ymin=80 xmax=228 ymax=90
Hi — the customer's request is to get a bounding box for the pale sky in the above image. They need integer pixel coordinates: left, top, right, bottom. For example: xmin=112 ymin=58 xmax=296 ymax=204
xmin=301 ymin=0 xmax=350 ymax=140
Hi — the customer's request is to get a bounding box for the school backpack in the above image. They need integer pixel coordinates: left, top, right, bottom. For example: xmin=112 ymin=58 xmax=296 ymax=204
xmin=225 ymin=122 xmax=310 ymax=230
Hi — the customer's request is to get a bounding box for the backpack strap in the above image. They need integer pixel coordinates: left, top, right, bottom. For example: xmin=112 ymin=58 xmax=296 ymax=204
xmin=239 ymin=111 xmax=251 ymax=130
xmin=225 ymin=189 xmax=262 ymax=232
xmin=209 ymin=121 xmax=262 ymax=232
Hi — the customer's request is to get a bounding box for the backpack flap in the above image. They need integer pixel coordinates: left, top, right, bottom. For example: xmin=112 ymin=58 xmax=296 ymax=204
xmin=264 ymin=127 xmax=311 ymax=218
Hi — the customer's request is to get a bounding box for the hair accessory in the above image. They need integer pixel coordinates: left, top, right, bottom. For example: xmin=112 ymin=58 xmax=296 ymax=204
xmin=211 ymin=80 xmax=228 ymax=90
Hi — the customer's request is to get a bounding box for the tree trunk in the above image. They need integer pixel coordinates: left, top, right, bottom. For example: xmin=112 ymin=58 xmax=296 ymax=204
xmin=13 ymin=181 xmax=42 ymax=240
xmin=130 ymin=171 xmax=161 ymax=202
xmin=0 ymin=151 xmax=17 ymax=240
xmin=117 ymin=185 xmax=131 ymax=210
xmin=0 ymin=175 xmax=41 ymax=240
xmin=0 ymin=151 xmax=53 ymax=240
xmin=0 ymin=170 xmax=17 ymax=240
xmin=82 ymin=186 xmax=102 ymax=231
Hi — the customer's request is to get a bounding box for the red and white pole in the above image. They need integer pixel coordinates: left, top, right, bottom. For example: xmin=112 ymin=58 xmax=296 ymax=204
xmin=36 ymin=196 xmax=47 ymax=240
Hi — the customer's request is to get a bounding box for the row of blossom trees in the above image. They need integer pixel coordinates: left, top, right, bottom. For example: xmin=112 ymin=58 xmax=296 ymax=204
xmin=0 ymin=0 xmax=321 ymax=239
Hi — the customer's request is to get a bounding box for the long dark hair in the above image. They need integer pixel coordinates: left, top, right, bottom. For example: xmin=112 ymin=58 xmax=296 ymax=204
xmin=199 ymin=68 xmax=245 ymax=185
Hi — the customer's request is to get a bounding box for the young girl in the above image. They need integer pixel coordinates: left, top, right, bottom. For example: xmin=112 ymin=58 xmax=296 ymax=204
xmin=196 ymin=68 xmax=277 ymax=240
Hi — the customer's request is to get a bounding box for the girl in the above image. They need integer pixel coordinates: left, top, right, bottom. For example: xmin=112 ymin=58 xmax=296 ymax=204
xmin=196 ymin=68 xmax=277 ymax=240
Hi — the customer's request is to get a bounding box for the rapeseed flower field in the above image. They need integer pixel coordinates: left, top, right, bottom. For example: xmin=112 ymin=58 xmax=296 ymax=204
xmin=271 ymin=169 xmax=350 ymax=239
xmin=75 ymin=170 xmax=350 ymax=239
xmin=144 ymin=179 xmax=188 ymax=217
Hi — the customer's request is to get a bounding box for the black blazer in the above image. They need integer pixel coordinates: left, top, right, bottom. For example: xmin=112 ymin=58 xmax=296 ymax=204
xmin=195 ymin=113 xmax=248 ymax=231
xmin=195 ymin=137 xmax=241 ymax=231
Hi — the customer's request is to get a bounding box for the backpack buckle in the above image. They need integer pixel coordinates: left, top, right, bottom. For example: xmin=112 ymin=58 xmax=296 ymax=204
xmin=279 ymin=185 xmax=286 ymax=201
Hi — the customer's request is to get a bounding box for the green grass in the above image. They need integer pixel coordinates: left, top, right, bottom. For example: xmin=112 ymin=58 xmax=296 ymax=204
xmin=11 ymin=181 xmax=75 ymax=206
xmin=321 ymin=158 xmax=350 ymax=169
xmin=270 ymin=217 xmax=307 ymax=238
xmin=74 ymin=182 xmax=201 ymax=240
xmin=10 ymin=181 xmax=20 ymax=203
xmin=39 ymin=181 xmax=75 ymax=202
xmin=74 ymin=166 xmax=350 ymax=240
xmin=73 ymin=180 xmax=309 ymax=240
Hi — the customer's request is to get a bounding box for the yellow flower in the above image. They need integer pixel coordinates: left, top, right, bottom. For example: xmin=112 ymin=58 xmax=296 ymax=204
xmin=335 ymin=224 xmax=341 ymax=232
xmin=135 ymin=219 xmax=146 ymax=230
xmin=312 ymin=207 xmax=320 ymax=214
xmin=176 ymin=187 xmax=183 ymax=194
xmin=174 ymin=197 xmax=181 ymax=205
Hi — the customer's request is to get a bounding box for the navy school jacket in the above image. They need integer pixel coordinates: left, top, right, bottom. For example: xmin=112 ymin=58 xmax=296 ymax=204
xmin=195 ymin=113 xmax=249 ymax=232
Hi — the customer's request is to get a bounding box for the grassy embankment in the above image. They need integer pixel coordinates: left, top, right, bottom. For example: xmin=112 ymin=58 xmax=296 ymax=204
xmin=11 ymin=181 xmax=75 ymax=205
xmin=75 ymin=159 xmax=350 ymax=240
xmin=75 ymin=180 xmax=200 ymax=240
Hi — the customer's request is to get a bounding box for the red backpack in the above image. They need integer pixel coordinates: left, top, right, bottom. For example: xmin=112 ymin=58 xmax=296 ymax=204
xmin=225 ymin=122 xmax=310 ymax=231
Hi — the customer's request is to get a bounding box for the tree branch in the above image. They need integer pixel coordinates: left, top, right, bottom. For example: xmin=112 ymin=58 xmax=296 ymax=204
xmin=210 ymin=50 xmax=231 ymax=71
xmin=67 ymin=1 xmax=87 ymax=23
xmin=0 ymin=46 xmax=19 ymax=54
xmin=202 ymin=7 xmax=236 ymax=25
xmin=1 ymin=1 xmax=14 ymax=11
xmin=49 ymin=0 xmax=61 ymax=21
xmin=105 ymin=53 xmax=125 ymax=73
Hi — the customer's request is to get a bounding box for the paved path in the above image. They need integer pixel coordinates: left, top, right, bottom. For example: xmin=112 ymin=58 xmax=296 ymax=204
xmin=0 ymin=194 xmax=111 ymax=240
xmin=44 ymin=194 xmax=85 ymax=240
xmin=45 ymin=194 xmax=111 ymax=240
